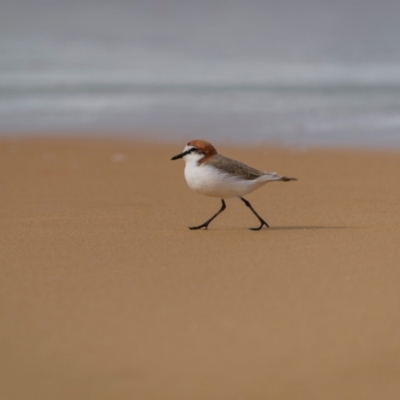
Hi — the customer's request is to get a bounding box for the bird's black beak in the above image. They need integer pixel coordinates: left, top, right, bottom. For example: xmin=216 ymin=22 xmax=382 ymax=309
xmin=171 ymin=152 xmax=184 ymax=160
xmin=171 ymin=150 xmax=189 ymax=160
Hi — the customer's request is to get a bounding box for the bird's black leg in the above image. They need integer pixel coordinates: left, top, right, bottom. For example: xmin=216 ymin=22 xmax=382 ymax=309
xmin=240 ymin=197 xmax=269 ymax=230
xmin=190 ymin=199 xmax=226 ymax=230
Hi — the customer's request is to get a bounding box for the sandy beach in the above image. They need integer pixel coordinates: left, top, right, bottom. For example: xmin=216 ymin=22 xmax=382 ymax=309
xmin=1 ymin=136 xmax=400 ymax=400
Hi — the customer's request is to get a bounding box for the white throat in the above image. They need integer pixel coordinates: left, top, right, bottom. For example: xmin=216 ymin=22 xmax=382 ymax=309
xmin=181 ymin=145 xmax=205 ymax=164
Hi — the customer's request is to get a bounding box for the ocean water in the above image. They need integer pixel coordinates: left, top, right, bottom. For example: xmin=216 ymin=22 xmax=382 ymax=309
xmin=1 ymin=0 xmax=400 ymax=147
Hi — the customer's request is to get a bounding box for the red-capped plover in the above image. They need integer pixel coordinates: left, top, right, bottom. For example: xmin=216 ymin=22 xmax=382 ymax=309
xmin=171 ymin=139 xmax=297 ymax=230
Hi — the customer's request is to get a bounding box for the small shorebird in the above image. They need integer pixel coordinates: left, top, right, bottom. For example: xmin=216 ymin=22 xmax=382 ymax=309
xmin=171 ymin=139 xmax=297 ymax=230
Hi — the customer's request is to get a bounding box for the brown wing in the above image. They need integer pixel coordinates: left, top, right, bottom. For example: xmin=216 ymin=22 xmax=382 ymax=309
xmin=205 ymin=154 xmax=265 ymax=180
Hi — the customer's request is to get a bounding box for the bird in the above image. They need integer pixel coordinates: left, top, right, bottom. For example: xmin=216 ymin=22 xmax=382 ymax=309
xmin=171 ymin=139 xmax=297 ymax=230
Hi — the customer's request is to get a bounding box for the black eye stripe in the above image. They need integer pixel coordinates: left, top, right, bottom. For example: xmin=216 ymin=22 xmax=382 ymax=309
xmin=181 ymin=147 xmax=199 ymax=157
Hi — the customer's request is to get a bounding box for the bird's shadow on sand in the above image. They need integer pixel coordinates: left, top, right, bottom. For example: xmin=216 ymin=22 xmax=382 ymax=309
xmin=191 ymin=225 xmax=359 ymax=231
xmin=267 ymin=225 xmax=353 ymax=231
xmin=207 ymin=225 xmax=356 ymax=231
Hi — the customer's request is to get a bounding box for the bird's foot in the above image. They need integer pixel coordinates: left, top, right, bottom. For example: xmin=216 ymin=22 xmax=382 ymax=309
xmin=249 ymin=220 xmax=269 ymax=231
xmin=189 ymin=223 xmax=209 ymax=230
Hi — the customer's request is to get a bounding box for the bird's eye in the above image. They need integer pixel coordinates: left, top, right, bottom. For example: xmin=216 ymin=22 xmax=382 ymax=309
xmin=190 ymin=147 xmax=197 ymax=153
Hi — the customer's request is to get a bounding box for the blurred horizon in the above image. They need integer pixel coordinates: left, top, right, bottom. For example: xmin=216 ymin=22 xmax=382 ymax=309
xmin=1 ymin=0 xmax=400 ymax=146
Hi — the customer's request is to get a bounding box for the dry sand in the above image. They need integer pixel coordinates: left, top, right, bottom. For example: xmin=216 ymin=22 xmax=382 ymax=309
xmin=1 ymin=136 xmax=400 ymax=400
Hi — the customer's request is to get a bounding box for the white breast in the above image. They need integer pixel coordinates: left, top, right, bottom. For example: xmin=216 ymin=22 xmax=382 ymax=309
xmin=184 ymin=161 xmax=268 ymax=198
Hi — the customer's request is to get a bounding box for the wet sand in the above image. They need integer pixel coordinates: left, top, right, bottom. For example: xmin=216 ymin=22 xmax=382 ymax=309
xmin=1 ymin=136 xmax=400 ymax=399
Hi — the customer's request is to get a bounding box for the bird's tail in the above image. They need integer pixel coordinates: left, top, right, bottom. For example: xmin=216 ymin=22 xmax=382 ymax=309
xmin=261 ymin=172 xmax=298 ymax=182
